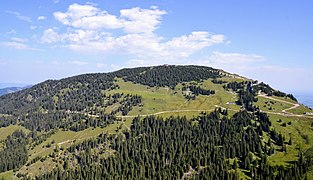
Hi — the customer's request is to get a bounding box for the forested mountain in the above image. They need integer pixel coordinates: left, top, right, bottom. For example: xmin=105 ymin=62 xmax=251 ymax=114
xmin=0 ymin=65 xmax=312 ymax=179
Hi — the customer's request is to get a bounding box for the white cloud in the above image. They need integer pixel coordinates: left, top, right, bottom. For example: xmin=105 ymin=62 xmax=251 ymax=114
xmin=235 ymin=65 xmax=309 ymax=92
xmin=126 ymin=59 xmax=160 ymax=67
xmin=68 ymin=61 xmax=88 ymax=65
xmin=120 ymin=7 xmax=166 ymax=33
xmin=30 ymin=26 xmax=37 ymax=30
xmin=110 ymin=64 xmax=121 ymax=71
xmin=6 ymin=10 xmax=32 ymax=22
xmin=37 ymin=16 xmax=47 ymax=20
xmin=51 ymin=60 xmax=89 ymax=66
xmin=190 ymin=52 xmax=313 ymax=92
xmin=42 ymin=3 xmax=226 ymax=63
xmin=53 ymin=0 xmax=60 ymax=4
xmin=209 ymin=51 xmax=266 ymax=64
xmin=52 ymin=3 xmax=166 ymax=33
xmin=1 ymin=42 xmax=28 ymax=49
xmin=52 ymin=60 xmax=61 ymax=65
xmin=96 ymin=63 xmax=107 ymax=68
xmin=42 ymin=29 xmax=225 ymax=60
xmin=189 ymin=52 xmax=267 ymax=77
xmin=164 ymin=32 xmax=226 ymax=59
xmin=41 ymin=28 xmax=65 ymax=43
xmin=11 ymin=37 xmax=28 ymax=43
xmin=53 ymin=3 xmax=122 ymax=30
xmin=0 ymin=41 xmax=42 ymax=51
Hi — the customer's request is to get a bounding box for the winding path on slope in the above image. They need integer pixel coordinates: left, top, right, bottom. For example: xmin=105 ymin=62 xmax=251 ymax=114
xmin=38 ymin=97 xmax=313 ymax=148
xmin=257 ymin=94 xmax=313 ymax=118
xmin=116 ymin=109 xmax=216 ymax=118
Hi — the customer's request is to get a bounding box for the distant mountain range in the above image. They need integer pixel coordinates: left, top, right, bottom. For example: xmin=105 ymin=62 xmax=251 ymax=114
xmin=0 ymin=83 xmax=29 ymax=89
xmin=0 ymin=85 xmax=31 ymax=96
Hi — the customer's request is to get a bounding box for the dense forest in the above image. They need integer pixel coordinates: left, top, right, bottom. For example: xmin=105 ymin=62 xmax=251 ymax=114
xmin=0 ymin=65 xmax=220 ymax=132
xmin=0 ymin=130 xmax=28 ymax=173
xmin=122 ymin=65 xmax=221 ymax=88
xmin=0 ymin=65 xmax=310 ymax=179
xmin=33 ymin=110 xmax=312 ymax=179
xmin=253 ymin=82 xmax=297 ymax=102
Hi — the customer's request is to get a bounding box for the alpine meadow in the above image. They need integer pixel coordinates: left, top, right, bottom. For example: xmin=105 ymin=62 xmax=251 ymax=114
xmin=0 ymin=65 xmax=313 ymax=179
xmin=1 ymin=1 xmax=313 ymax=180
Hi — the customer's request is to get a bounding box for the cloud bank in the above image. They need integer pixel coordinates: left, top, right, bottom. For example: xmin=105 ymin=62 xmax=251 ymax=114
xmin=42 ymin=3 xmax=226 ymax=61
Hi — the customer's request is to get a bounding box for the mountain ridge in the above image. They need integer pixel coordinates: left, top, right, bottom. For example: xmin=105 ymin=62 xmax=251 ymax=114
xmin=0 ymin=65 xmax=313 ymax=179
xmin=0 ymin=85 xmax=31 ymax=96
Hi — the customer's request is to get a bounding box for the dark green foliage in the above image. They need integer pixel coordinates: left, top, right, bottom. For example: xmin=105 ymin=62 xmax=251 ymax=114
xmin=211 ymin=78 xmax=227 ymax=84
xmin=253 ymin=82 xmax=297 ymax=102
xmin=255 ymin=111 xmax=271 ymax=132
xmin=2 ymin=112 xmax=312 ymax=179
xmin=236 ymin=82 xmax=258 ymax=111
xmin=122 ymin=65 xmax=221 ymax=88
xmin=253 ymin=82 xmax=274 ymax=95
xmin=188 ymin=85 xmax=215 ymax=96
xmin=182 ymin=84 xmax=215 ymax=100
xmin=0 ymin=65 xmax=310 ymax=179
xmin=223 ymin=81 xmax=247 ymax=92
xmin=270 ymin=130 xmax=285 ymax=146
xmin=287 ymin=94 xmax=298 ymax=102
xmin=0 ymin=65 xmax=217 ymax=132
xmin=0 ymin=115 xmax=18 ymax=127
xmin=111 ymin=94 xmax=142 ymax=116
xmin=34 ymin=110 xmax=313 ymax=179
xmin=223 ymin=81 xmax=259 ymax=111
xmin=0 ymin=130 xmax=28 ymax=172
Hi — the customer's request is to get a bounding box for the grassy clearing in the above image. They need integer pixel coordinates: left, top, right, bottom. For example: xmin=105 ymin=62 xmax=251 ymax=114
xmin=0 ymin=170 xmax=14 ymax=180
xmin=106 ymin=78 xmax=240 ymax=117
xmin=267 ymin=114 xmax=313 ymax=166
xmin=155 ymin=111 xmax=207 ymax=119
xmin=217 ymin=77 xmax=248 ymax=83
xmin=307 ymin=169 xmax=313 ymax=179
xmin=112 ymin=79 xmax=189 ymax=114
xmin=19 ymin=158 xmax=57 ymax=178
xmin=5 ymin=77 xmax=312 ymax=178
xmin=272 ymin=96 xmax=298 ymax=104
xmin=0 ymin=125 xmax=30 ymax=141
xmin=17 ymin=122 xmax=125 ymax=178
xmin=288 ymin=104 xmax=313 ymax=115
xmin=28 ymin=123 xmax=123 ymax=161
xmin=256 ymin=96 xmax=293 ymax=113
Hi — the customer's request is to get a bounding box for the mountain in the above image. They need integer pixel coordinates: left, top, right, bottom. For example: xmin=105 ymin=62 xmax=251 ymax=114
xmin=0 ymin=65 xmax=313 ymax=179
xmin=0 ymin=83 xmax=29 ymax=89
xmin=0 ymin=86 xmax=30 ymax=96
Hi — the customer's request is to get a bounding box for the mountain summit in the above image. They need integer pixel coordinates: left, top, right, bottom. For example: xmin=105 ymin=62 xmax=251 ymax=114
xmin=0 ymin=65 xmax=312 ymax=179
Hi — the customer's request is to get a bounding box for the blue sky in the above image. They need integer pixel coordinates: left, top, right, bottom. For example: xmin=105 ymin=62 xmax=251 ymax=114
xmin=0 ymin=0 xmax=312 ymax=92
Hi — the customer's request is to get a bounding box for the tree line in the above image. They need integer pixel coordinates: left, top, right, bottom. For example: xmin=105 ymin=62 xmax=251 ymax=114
xmin=32 ymin=110 xmax=312 ymax=179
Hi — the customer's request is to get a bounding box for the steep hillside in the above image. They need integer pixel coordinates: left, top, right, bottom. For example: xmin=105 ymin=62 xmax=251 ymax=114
xmin=0 ymin=65 xmax=312 ymax=179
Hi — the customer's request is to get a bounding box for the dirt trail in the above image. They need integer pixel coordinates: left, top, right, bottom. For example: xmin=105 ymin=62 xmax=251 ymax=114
xmin=49 ymin=94 xmax=313 ymax=120
xmin=116 ymin=109 xmax=215 ymax=118
xmin=257 ymin=94 xmax=313 ymax=118
xmin=258 ymin=94 xmax=300 ymax=112
xmin=282 ymin=104 xmax=300 ymax=113
xmin=58 ymin=140 xmax=73 ymax=146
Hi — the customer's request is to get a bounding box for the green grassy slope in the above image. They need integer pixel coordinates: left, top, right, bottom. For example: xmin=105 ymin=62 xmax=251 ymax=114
xmin=0 ymin=125 xmax=30 ymax=141
xmin=0 ymin=67 xmax=312 ymax=179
